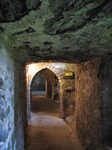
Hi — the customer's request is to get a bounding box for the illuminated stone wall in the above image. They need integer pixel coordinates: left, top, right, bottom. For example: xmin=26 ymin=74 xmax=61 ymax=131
xmin=38 ymin=69 xmax=55 ymax=98
xmin=52 ymin=75 xmax=59 ymax=100
xmin=62 ymin=77 xmax=75 ymax=118
xmin=74 ymin=58 xmax=102 ymax=150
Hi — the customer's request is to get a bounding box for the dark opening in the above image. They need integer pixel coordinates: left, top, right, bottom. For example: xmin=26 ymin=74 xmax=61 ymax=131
xmin=31 ymin=74 xmax=46 ymax=96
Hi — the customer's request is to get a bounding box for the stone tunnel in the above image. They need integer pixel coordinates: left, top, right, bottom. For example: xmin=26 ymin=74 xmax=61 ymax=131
xmin=0 ymin=0 xmax=112 ymax=150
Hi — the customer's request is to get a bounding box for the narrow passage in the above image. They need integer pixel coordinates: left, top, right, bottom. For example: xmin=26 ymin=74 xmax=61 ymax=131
xmin=26 ymin=96 xmax=83 ymax=150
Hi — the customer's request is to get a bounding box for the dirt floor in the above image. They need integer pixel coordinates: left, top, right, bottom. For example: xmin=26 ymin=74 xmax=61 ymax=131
xmin=26 ymin=96 xmax=83 ymax=150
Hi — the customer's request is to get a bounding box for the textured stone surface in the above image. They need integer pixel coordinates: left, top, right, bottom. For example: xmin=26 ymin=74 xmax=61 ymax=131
xmin=102 ymin=57 xmax=112 ymax=146
xmin=62 ymin=77 xmax=75 ymax=118
xmin=0 ymin=34 xmax=26 ymax=150
xmin=0 ymin=0 xmax=41 ymax=22
xmin=0 ymin=37 xmax=15 ymax=149
xmin=75 ymin=58 xmax=102 ymax=150
xmin=14 ymin=62 xmax=26 ymax=150
xmin=38 ymin=69 xmax=55 ymax=98
xmin=0 ymin=0 xmax=112 ymax=62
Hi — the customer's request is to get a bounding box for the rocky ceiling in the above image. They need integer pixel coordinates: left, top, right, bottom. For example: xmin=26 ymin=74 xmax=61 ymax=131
xmin=0 ymin=0 xmax=112 ymax=62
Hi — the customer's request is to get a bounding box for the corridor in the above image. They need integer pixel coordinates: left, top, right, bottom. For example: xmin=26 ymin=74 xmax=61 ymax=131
xmin=1 ymin=1 xmax=112 ymax=149
xmin=26 ymin=96 xmax=83 ymax=150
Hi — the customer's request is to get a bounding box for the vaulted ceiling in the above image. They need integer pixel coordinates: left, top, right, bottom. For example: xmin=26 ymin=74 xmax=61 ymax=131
xmin=0 ymin=0 xmax=112 ymax=62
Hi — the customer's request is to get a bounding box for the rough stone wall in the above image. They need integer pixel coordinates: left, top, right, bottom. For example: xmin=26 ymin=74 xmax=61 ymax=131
xmin=0 ymin=35 xmax=26 ymax=150
xmin=14 ymin=62 xmax=26 ymax=150
xmin=53 ymin=76 xmax=60 ymax=100
xmin=39 ymin=69 xmax=54 ymax=98
xmin=102 ymin=57 xmax=112 ymax=146
xmin=62 ymin=77 xmax=75 ymax=118
xmin=75 ymin=58 xmax=102 ymax=150
xmin=39 ymin=70 xmax=59 ymax=100
xmin=21 ymin=65 xmax=28 ymax=148
xmin=61 ymin=64 xmax=76 ymax=118
xmin=1 ymin=0 xmax=112 ymax=62
xmin=0 ymin=39 xmax=15 ymax=149
xmin=0 ymin=0 xmax=41 ymax=22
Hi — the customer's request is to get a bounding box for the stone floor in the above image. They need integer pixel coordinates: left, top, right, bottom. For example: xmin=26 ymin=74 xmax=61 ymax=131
xmin=26 ymin=96 xmax=83 ymax=150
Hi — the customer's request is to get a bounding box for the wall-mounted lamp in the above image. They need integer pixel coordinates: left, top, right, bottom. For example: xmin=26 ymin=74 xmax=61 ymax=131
xmin=64 ymin=71 xmax=75 ymax=79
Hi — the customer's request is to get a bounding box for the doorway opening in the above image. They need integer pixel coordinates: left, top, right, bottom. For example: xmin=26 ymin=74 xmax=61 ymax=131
xmin=31 ymin=74 xmax=46 ymax=96
xmin=29 ymin=68 xmax=61 ymax=115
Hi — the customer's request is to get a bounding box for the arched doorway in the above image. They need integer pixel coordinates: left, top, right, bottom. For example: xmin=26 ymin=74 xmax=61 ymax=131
xmin=26 ymin=64 xmax=63 ymax=120
xmin=29 ymin=68 xmax=60 ymax=116
xmin=26 ymin=63 xmax=76 ymax=121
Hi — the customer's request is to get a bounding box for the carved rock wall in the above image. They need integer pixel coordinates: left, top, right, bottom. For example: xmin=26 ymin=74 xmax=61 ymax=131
xmin=74 ymin=58 xmax=102 ymax=150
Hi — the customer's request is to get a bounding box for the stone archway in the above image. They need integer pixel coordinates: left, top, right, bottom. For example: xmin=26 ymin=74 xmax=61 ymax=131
xmin=26 ymin=63 xmax=63 ymax=120
xmin=26 ymin=62 xmax=76 ymax=122
xmin=30 ymin=68 xmax=60 ymax=102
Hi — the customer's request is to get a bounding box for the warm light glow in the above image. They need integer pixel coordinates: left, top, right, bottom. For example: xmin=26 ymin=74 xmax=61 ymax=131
xmin=65 ymin=72 xmax=74 ymax=77
xmin=27 ymin=64 xmax=37 ymax=76
xmin=52 ymin=63 xmax=66 ymax=69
